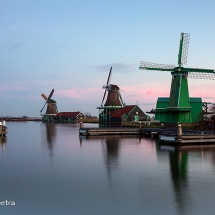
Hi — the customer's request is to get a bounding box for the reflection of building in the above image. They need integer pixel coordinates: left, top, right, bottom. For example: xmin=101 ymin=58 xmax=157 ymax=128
xmin=0 ymin=137 xmax=6 ymax=154
xmin=54 ymin=112 xmax=86 ymax=122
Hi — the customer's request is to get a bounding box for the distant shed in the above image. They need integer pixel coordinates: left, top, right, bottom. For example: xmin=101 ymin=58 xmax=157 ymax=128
xmin=110 ymin=105 xmax=149 ymax=122
xmin=54 ymin=111 xmax=86 ymax=121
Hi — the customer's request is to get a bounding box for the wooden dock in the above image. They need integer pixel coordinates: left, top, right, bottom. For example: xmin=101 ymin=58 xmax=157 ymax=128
xmin=141 ymin=127 xmax=175 ymax=135
xmin=79 ymin=127 xmax=142 ymax=136
xmin=159 ymin=124 xmax=215 ymax=145
xmin=0 ymin=121 xmax=7 ymax=136
xmin=79 ymin=122 xmax=215 ymax=145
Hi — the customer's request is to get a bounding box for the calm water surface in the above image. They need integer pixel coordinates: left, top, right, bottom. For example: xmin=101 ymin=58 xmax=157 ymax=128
xmin=1 ymin=122 xmax=215 ymax=215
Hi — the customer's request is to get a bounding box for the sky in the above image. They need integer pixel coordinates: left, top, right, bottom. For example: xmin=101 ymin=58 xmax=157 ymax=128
xmin=1 ymin=0 xmax=215 ymax=117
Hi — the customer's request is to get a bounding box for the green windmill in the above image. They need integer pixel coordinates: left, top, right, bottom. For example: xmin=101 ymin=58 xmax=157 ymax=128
xmin=139 ymin=33 xmax=215 ymax=123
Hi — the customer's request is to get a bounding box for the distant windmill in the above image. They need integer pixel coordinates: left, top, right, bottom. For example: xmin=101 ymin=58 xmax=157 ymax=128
xmin=101 ymin=67 xmax=125 ymax=107
xmin=139 ymin=32 xmax=215 ymax=123
xmin=40 ymin=89 xmax=58 ymax=117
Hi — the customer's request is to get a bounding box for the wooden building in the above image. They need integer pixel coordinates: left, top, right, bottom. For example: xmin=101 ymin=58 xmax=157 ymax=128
xmin=110 ymin=105 xmax=149 ymax=122
xmin=54 ymin=112 xmax=86 ymax=121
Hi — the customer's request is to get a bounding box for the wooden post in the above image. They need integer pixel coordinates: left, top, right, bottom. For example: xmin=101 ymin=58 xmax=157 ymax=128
xmin=80 ymin=122 xmax=83 ymax=129
xmin=139 ymin=122 xmax=141 ymax=128
xmin=177 ymin=124 xmax=182 ymax=137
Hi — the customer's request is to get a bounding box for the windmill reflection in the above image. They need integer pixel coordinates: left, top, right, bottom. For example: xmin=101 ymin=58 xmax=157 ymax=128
xmin=102 ymin=136 xmax=121 ymax=189
xmin=159 ymin=144 xmax=190 ymax=212
xmin=80 ymin=135 xmax=142 ymax=192
xmin=79 ymin=135 xmax=123 ymax=190
xmin=45 ymin=123 xmax=57 ymax=156
xmin=168 ymin=148 xmax=189 ymax=214
xmin=41 ymin=123 xmax=57 ymax=166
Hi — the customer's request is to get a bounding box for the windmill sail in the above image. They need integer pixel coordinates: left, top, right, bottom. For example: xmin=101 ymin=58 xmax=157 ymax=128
xmin=101 ymin=67 xmax=112 ymax=106
xmin=180 ymin=33 xmax=190 ymax=66
xmin=188 ymin=72 xmax=215 ymax=80
xmin=139 ymin=61 xmax=176 ymax=71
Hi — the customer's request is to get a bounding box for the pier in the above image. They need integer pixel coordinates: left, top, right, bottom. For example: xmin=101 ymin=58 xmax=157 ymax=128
xmin=79 ymin=127 xmax=142 ymax=136
xmin=159 ymin=130 xmax=215 ymax=145
xmin=79 ymin=122 xmax=215 ymax=145
xmin=0 ymin=121 xmax=7 ymax=136
xmin=158 ymin=124 xmax=215 ymax=145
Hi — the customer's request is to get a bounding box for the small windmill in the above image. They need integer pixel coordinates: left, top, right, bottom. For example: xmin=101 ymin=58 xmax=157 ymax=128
xmin=139 ymin=33 xmax=215 ymax=123
xmin=98 ymin=67 xmax=125 ymax=123
xmin=40 ymin=89 xmax=58 ymax=121
xmin=101 ymin=67 xmax=125 ymax=107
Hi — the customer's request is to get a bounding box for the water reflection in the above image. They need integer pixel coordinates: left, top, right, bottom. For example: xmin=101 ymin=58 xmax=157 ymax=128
xmin=80 ymin=135 xmax=143 ymax=191
xmin=168 ymin=149 xmax=189 ymax=214
xmin=80 ymin=135 xmax=122 ymax=188
xmin=160 ymin=144 xmax=215 ymax=214
xmin=0 ymin=137 xmax=6 ymax=155
xmin=45 ymin=123 xmax=56 ymax=156
xmin=102 ymin=136 xmax=121 ymax=189
xmin=5 ymin=122 xmax=215 ymax=215
xmin=41 ymin=123 xmax=57 ymax=165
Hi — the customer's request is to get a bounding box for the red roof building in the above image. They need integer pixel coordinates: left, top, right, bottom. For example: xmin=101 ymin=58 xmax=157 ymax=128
xmin=110 ymin=105 xmax=149 ymax=122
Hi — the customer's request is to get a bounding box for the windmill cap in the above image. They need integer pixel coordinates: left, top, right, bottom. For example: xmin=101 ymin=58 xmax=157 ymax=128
xmin=109 ymin=84 xmax=119 ymax=90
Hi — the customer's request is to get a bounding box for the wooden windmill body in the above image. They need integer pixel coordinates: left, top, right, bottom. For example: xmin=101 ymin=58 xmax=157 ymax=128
xmin=97 ymin=67 xmax=125 ymax=122
xmin=139 ymin=33 xmax=215 ymax=123
xmin=40 ymin=89 xmax=58 ymax=121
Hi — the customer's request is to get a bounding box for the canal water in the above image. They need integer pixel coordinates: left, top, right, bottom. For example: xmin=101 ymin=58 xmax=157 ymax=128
xmin=1 ymin=122 xmax=215 ymax=215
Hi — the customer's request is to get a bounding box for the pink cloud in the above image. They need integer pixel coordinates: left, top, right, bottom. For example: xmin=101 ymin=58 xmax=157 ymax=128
xmin=189 ymin=86 xmax=215 ymax=102
xmin=145 ymin=91 xmax=153 ymax=95
xmin=52 ymin=80 xmax=215 ymax=110
xmin=56 ymin=87 xmax=102 ymax=100
xmin=119 ymin=83 xmax=170 ymax=104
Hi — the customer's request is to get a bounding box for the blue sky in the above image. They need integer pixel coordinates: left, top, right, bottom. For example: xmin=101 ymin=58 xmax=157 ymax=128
xmin=1 ymin=0 xmax=215 ymax=117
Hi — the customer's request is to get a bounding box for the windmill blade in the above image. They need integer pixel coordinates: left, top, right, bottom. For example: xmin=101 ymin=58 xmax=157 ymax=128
xmin=188 ymin=72 xmax=215 ymax=80
xmin=101 ymin=90 xmax=107 ymax=106
xmin=118 ymin=91 xmax=125 ymax=106
xmin=41 ymin=93 xmax=48 ymax=101
xmin=139 ymin=61 xmax=176 ymax=71
xmin=181 ymin=33 xmax=190 ymax=66
xmin=106 ymin=67 xmax=112 ymax=86
xmin=178 ymin=33 xmax=190 ymax=66
xmin=40 ymin=102 xmax=47 ymax=113
xmin=48 ymin=89 xmax=54 ymax=100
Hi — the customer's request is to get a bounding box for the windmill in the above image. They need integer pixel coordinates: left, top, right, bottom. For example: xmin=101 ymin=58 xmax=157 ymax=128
xmin=139 ymin=33 xmax=215 ymax=123
xmin=40 ymin=89 xmax=58 ymax=121
xmin=101 ymin=67 xmax=125 ymax=107
xmin=98 ymin=67 xmax=125 ymax=123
